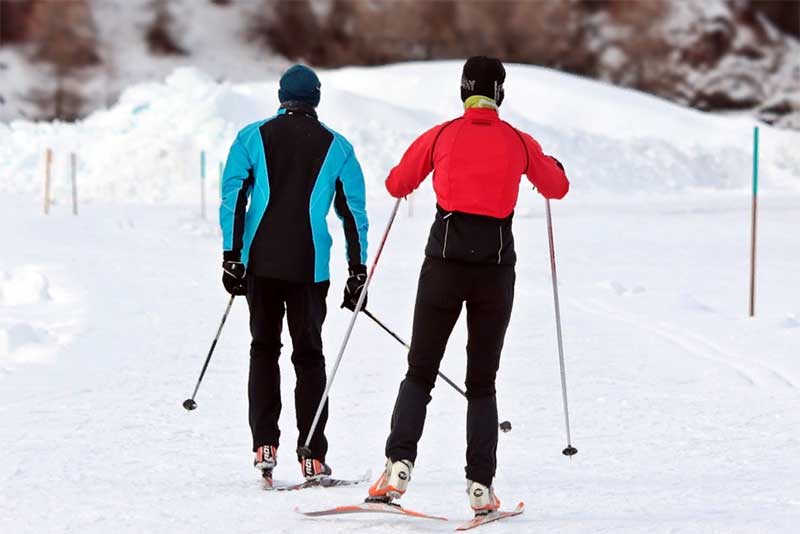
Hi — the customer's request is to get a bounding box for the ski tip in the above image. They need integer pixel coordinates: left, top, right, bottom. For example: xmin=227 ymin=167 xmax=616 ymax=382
xmin=294 ymin=502 xmax=447 ymax=521
xmin=455 ymin=502 xmax=525 ymax=530
xmin=294 ymin=506 xmax=321 ymax=516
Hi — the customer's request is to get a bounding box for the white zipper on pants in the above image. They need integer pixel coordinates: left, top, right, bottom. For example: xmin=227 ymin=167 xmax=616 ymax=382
xmin=497 ymin=226 xmax=503 ymax=264
xmin=443 ymin=219 xmax=450 ymax=258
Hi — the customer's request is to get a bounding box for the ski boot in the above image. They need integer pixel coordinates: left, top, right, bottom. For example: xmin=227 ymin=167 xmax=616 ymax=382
xmin=467 ymin=480 xmax=501 ymax=516
xmin=300 ymin=457 xmax=332 ymax=481
xmin=254 ymin=445 xmax=277 ymax=486
xmin=366 ymin=459 xmax=413 ymax=503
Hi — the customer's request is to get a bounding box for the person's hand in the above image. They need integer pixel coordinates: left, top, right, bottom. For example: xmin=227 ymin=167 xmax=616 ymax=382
xmin=341 ymin=264 xmax=368 ymax=311
xmin=222 ymin=260 xmax=247 ymax=296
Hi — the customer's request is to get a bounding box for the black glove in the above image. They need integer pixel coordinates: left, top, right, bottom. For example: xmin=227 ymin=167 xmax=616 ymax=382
xmin=222 ymin=260 xmax=247 ymax=296
xmin=341 ymin=264 xmax=368 ymax=311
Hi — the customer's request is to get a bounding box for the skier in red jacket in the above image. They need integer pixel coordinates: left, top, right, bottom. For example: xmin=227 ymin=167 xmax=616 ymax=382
xmin=368 ymin=57 xmax=569 ymax=514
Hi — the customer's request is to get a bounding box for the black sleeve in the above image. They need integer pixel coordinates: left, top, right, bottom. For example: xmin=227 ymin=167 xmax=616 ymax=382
xmin=333 ymin=178 xmax=363 ymax=267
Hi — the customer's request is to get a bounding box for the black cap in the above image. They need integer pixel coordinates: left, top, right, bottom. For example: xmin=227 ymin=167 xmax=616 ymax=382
xmin=461 ymin=56 xmax=505 ymax=106
xmin=279 ymin=65 xmax=321 ymax=108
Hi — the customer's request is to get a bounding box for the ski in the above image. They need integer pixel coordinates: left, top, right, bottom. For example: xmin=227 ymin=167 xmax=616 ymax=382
xmin=295 ymin=500 xmax=448 ymax=521
xmin=267 ymin=477 xmax=365 ymax=492
xmin=455 ymin=502 xmax=524 ymax=531
xmin=265 ymin=472 xmax=370 ymax=492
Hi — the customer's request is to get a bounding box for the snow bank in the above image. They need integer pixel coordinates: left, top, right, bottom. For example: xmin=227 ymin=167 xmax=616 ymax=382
xmin=0 ymin=322 xmax=51 ymax=356
xmin=0 ymin=264 xmax=77 ymax=372
xmin=0 ymin=62 xmax=798 ymax=206
xmin=0 ymin=320 xmax=57 ymax=373
xmin=782 ymin=314 xmax=800 ymax=329
xmin=0 ymin=266 xmax=52 ymax=306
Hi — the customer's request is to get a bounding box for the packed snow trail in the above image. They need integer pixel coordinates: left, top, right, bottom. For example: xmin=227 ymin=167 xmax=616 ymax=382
xmin=1 ymin=191 xmax=798 ymax=533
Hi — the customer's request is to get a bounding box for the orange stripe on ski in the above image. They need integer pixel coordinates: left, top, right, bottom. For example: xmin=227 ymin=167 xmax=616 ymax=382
xmin=295 ymin=502 xmax=448 ymax=521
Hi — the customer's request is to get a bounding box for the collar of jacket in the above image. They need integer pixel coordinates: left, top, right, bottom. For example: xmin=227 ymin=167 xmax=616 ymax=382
xmin=462 ymin=107 xmax=499 ymax=120
xmin=464 ymin=95 xmax=498 ymax=110
xmin=277 ymin=103 xmax=318 ymax=119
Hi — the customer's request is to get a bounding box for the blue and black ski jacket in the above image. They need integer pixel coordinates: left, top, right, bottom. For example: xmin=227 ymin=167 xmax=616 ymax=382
xmin=219 ymin=105 xmax=368 ymax=283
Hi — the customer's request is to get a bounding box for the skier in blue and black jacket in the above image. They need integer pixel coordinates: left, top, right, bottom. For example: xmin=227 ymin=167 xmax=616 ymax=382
xmin=218 ymin=65 xmax=369 ymax=486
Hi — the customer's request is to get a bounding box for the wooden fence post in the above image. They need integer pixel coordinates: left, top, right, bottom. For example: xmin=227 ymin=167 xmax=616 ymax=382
xmin=70 ymin=152 xmax=78 ymax=215
xmin=44 ymin=148 xmax=52 ymax=215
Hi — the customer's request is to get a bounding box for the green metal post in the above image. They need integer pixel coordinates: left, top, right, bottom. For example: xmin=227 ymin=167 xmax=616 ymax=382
xmin=749 ymin=127 xmax=759 ymax=317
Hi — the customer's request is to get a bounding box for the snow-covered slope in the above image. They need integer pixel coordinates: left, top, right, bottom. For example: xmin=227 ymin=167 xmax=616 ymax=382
xmin=1 ymin=62 xmax=799 ymax=207
xmin=1 ymin=63 xmax=799 ymax=533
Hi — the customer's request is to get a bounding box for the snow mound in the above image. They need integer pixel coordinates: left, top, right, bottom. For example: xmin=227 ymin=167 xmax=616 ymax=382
xmin=0 ymin=321 xmax=57 ymax=372
xmin=781 ymin=314 xmax=799 ymax=329
xmin=0 ymin=63 xmax=798 ymax=205
xmin=0 ymin=264 xmax=79 ymax=373
xmin=0 ymin=322 xmax=51 ymax=356
xmin=0 ymin=266 xmax=52 ymax=306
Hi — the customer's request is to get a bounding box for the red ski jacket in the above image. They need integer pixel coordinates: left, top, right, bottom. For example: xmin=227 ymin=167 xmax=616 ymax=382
xmin=386 ymin=108 xmax=569 ymax=218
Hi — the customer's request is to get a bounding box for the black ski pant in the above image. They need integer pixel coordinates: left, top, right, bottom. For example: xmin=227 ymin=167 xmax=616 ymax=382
xmin=246 ymin=275 xmax=330 ymax=462
xmin=385 ymin=257 xmax=515 ymax=487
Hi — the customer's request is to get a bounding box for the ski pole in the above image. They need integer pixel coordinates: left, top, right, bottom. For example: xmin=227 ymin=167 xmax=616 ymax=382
xmin=298 ymin=199 xmax=402 ymax=458
xmin=361 ymin=308 xmax=513 ymax=433
xmin=545 ymin=199 xmax=578 ymax=456
xmin=183 ymin=294 xmax=235 ymax=411
xmin=362 ymin=309 xmax=467 ymax=396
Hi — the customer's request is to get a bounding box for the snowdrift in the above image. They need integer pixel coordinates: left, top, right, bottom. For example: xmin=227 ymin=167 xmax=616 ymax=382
xmin=1 ymin=62 xmax=798 ymax=206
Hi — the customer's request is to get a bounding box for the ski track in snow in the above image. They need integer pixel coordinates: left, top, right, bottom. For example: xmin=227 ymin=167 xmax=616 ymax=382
xmin=571 ymin=296 xmax=798 ymax=391
xmin=0 ymin=192 xmax=798 ymax=533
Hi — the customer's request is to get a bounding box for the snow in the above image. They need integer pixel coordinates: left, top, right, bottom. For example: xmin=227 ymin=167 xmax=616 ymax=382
xmin=0 ymin=46 xmax=48 ymax=121
xmin=2 ymin=62 xmax=798 ymax=206
xmin=0 ymin=266 xmax=51 ymax=306
xmin=0 ymin=62 xmax=799 ymax=532
xmin=88 ymin=0 xmax=289 ymax=90
xmin=782 ymin=314 xmax=800 ymax=329
xmin=0 ymin=264 xmax=76 ymax=373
